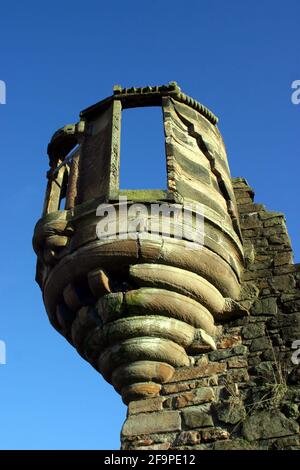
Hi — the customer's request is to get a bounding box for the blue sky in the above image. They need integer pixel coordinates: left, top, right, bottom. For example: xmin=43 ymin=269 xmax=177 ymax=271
xmin=0 ymin=0 xmax=299 ymax=450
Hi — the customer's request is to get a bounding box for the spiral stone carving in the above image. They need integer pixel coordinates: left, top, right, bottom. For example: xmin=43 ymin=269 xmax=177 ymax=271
xmin=33 ymin=83 xmax=245 ymax=404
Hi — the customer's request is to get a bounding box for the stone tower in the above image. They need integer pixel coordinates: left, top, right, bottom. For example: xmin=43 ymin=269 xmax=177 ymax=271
xmin=33 ymin=83 xmax=300 ymax=450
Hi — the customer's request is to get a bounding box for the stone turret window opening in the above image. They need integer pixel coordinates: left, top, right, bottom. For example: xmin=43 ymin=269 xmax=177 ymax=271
xmin=58 ymin=167 xmax=69 ymax=210
xmin=120 ymin=106 xmax=167 ymax=190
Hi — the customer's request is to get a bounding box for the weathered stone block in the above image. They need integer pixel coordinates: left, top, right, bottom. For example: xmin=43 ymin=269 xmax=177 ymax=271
xmin=270 ymin=274 xmax=296 ymax=292
xmin=182 ymin=407 xmax=214 ymax=429
xmin=161 ymin=376 xmax=218 ymax=395
xmin=281 ymin=299 xmax=300 ymax=313
xmin=242 ymin=323 xmax=265 ymax=339
xmin=164 ymin=388 xmax=215 ymax=409
xmin=122 ymin=411 xmax=181 ymax=436
xmin=227 ymin=357 xmax=248 ymax=368
xmin=250 ymin=336 xmax=271 ymax=352
xmin=274 ymin=252 xmax=293 ymax=266
xmin=225 ymin=368 xmax=249 ymax=382
xmin=201 ymin=428 xmax=230 ymax=442
xmin=248 ymin=260 xmax=273 ymax=271
xmin=251 ymin=297 xmax=278 ymax=316
xmin=259 ymin=211 xmax=284 ymax=221
xmin=217 ymin=335 xmax=242 ymax=349
xmin=174 ymin=431 xmax=200 ymax=445
xmin=241 ymin=214 xmax=261 ymax=229
xmin=250 ymin=361 xmax=275 ymax=382
xmin=243 ymin=269 xmax=272 ymax=281
xmin=214 ymin=399 xmax=246 ymax=424
xmin=171 ymin=363 xmax=226 ymax=382
xmin=134 ymin=442 xmax=171 ymax=450
xmin=213 ymin=439 xmax=256 ymax=450
xmin=236 ymin=196 xmax=253 ymax=205
xmin=272 ymin=436 xmax=300 ymax=450
xmin=209 ymin=344 xmax=247 ymax=361
xmin=274 ymin=265 xmax=296 ymax=275
xmin=242 ymin=228 xmax=264 ymax=239
xmin=128 ymin=397 xmax=164 ymax=415
xmin=242 ymin=410 xmax=299 ymax=441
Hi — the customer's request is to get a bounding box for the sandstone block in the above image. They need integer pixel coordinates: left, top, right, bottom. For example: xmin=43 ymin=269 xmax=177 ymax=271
xmin=122 ymin=411 xmax=181 ymax=436
xmin=182 ymin=407 xmax=214 ymax=428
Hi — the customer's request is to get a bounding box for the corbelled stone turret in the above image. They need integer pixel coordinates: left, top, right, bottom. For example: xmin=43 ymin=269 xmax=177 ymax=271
xmin=33 ymin=83 xmax=300 ymax=450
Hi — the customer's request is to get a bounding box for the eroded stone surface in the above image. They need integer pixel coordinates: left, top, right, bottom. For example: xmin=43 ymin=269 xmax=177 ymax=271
xmin=122 ymin=411 xmax=181 ymax=436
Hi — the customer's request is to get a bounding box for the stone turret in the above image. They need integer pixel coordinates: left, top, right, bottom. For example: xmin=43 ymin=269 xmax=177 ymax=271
xmin=33 ymin=83 xmax=300 ymax=450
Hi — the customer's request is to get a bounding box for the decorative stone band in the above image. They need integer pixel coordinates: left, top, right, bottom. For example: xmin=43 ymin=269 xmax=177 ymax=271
xmin=33 ymin=199 xmax=244 ymax=285
xmin=43 ymin=238 xmax=241 ymax=316
xmin=129 ymin=266 xmax=224 ymax=317
xmin=35 ymin=223 xmax=247 ymax=403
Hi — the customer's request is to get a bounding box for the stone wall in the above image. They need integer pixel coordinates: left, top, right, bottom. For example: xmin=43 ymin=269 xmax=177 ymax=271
xmin=121 ymin=178 xmax=300 ymax=450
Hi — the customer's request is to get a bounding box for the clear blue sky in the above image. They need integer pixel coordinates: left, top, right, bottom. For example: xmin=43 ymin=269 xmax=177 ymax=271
xmin=0 ymin=0 xmax=299 ymax=450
